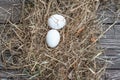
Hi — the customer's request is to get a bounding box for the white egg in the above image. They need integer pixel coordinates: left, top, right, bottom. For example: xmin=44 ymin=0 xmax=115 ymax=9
xmin=48 ymin=14 xmax=66 ymax=29
xmin=46 ymin=30 xmax=60 ymax=48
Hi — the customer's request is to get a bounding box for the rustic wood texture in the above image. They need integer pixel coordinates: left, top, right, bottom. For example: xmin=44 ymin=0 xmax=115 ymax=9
xmin=100 ymin=25 xmax=120 ymax=49
xmin=0 ymin=0 xmax=22 ymax=23
xmin=98 ymin=0 xmax=120 ymax=79
xmin=0 ymin=0 xmax=23 ymax=80
xmin=104 ymin=70 xmax=120 ymax=80
xmin=98 ymin=0 xmax=120 ymax=24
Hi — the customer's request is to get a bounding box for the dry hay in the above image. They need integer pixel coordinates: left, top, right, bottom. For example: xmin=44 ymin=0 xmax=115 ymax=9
xmin=0 ymin=0 xmax=107 ymax=80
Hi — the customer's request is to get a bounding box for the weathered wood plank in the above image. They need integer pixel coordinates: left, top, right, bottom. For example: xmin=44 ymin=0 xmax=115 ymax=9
xmin=99 ymin=54 xmax=120 ymax=68
xmin=114 ymin=26 xmax=120 ymax=35
xmin=102 ymin=25 xmax=115 ymax=35
xmin=98 ymin=0 xmax=120 ymax=24
xmin=100 ymin=25 xmax=120 ymax=49
xmin=0 ymin=69 xmax=28 ymax=80
xmin=104 ymin=49 xmax=120 ymax=56
xmin=103 ymin=35 xmax=120 ymax=39
xmin=104 ymin=70 xmax=120 ymax=80
xmin=0 ymin=0 xmax=22 ymax=23
xmin=100 ymin=39 xmax=120 ymax=43
xmin=101 ymin=25 xmax=120 ymax=39
xmin=99 ymin=24 xmax=120 ymax=69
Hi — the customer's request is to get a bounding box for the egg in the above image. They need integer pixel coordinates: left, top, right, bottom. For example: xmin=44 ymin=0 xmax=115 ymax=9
xmin=48 ymin=14 xmax=66 ymax=29
xmin=46 ymin=30 xmax=60 ymax=48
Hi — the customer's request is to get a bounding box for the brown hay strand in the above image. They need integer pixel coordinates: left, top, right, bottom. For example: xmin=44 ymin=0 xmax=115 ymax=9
xmin=0 ymin=0 xmax=107 ymax=80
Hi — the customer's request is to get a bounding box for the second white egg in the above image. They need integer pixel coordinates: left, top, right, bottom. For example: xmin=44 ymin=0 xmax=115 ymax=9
xmin=46 ymin=29 xmax=60 ymax=48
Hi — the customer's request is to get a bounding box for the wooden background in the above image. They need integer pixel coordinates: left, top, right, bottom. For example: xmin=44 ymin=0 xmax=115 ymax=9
xmin=98 ymin=0 xmax=120 ymax=79
xmin=0 ymin=0 xmax=120 ymax=80
xmin=0 ymin=0 xmax=22 ymax=23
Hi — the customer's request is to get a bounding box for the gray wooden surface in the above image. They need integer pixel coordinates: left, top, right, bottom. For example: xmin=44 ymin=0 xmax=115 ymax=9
xmin=104 ymin=70 xmax=120 ymax=80
xmin=0 ymin=0 xmax=120 ymax=80
xmin=0 ymin=0 xmax=22 ymax=23
xmin=0 ymin=0 xmax=23 ymax=80
xmin=99 ymin=0 xmax=120 ymax=79
xmin=98 ymin=0 xmax=120 ymax=24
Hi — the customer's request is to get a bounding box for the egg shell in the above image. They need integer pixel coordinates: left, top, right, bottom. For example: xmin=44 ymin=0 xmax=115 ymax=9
xmin=48 ymin=14 xmax=66 ymax=29
xmin=46 ymin=30 xmax=60 ymax=48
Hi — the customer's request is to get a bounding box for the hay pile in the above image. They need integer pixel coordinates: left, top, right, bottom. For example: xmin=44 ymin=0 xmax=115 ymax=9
xmin=0 ymin=0 xmax=107 ymax=80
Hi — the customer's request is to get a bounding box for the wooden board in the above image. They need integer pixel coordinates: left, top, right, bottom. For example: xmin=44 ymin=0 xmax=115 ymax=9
xmin=97 ymin=0 xmax=120 ymax=24
xmin=100 ymin=25 xmax=120 ymax=49
xmin=0 ymin=0 xmax=22 ymax=23
xmin=104 ymin=70 xmax=120 ymax=80
xmin=98 ymin=1 xmax=120 ymax=79
xmin=99 ymin=24 xmax=120 ymax=70
xmin=0 ymin=0 xmax=23 ymax=79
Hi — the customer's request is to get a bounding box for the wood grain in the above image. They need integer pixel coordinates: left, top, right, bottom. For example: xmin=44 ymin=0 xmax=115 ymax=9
xmin=104 ymin=70 xmax=120 ymax=80
xmin=99 ymin=24 xmax=120 ymax=71
xmin=100 ymin=25 xmax=120 ymax=49
xmin=97 ymin=0 xmax=120 ymax=24
xmin=0 ymin=0 xmax=22 ymax=23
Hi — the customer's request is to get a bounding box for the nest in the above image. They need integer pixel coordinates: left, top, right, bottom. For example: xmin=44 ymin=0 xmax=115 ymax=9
xmin=0 ymin=0 xmax=107 ymax=80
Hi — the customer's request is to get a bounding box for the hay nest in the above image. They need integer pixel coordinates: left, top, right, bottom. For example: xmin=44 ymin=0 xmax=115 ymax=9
xmin=0 ymin=0 xmax=107 ymax=80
